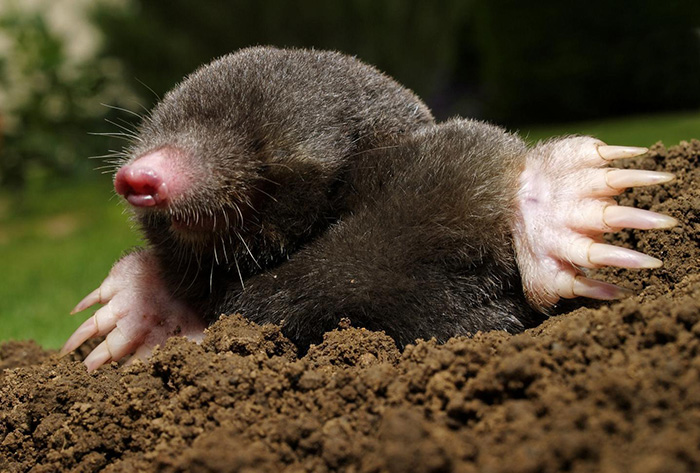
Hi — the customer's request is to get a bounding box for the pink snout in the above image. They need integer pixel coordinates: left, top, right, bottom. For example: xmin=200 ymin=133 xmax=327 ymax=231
xmin=114 ymin=148 xmax=190 ymax=208
xmin=114 ymin=166 xmax=169 ymax=207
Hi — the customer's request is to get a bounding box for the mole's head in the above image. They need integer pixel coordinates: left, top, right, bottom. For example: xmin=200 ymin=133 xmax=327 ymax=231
xmin=114 ymin=48 xmax=356 ymax=272
xmin=111 ymin=47 xmax=433 ymax=276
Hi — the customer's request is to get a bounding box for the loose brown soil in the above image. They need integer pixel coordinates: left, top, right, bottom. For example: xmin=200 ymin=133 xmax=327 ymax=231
xmin=2 ymin=141 xmax=699 ymax=473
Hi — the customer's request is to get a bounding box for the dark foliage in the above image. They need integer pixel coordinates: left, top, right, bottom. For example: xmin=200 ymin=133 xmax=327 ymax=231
xmin=471 ymin=0 xmax=700 ymax=123
xmin=93 ymin=0 xmax=474 ymax=118
xmin=95 ymin=0 xmax=700 ymax=125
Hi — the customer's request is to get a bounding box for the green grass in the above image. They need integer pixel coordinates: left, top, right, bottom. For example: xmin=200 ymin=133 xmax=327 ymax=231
xmin=0 ymin=176 xmax=141 ymax=348
xmin=520 ymin=110 xmax=700 ymax=147
xmin=0 ymin=110 xmax=697 ymax=349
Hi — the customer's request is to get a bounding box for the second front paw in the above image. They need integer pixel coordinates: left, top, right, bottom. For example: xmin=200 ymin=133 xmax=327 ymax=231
xmin=513 ymin=137 xmax=677 ymax=310
xmin=62 ymin=250 xmax=207 ymax=371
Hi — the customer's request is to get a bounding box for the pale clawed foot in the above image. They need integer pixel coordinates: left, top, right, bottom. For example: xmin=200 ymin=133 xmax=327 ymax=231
xmin=61 ymin=251 xmax=207 ymax=372
xmin=513 ymin=136 xmax=677 ymax=310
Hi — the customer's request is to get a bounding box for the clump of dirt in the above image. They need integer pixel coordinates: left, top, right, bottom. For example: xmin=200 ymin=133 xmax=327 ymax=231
xmin=1 ymin=141 xmax=699 ymax=473
xmin=0 ymin=341 xmax=52 ymax=375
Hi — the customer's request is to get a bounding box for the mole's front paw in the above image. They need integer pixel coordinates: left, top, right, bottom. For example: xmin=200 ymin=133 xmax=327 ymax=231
xmin=61 ymin=251 xmax=207 ymax=371
xmin=513 ymin=136 xmax=677 ymax=310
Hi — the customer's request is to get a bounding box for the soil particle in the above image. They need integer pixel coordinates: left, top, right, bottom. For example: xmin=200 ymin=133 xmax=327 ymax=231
xmin=1 ymin=140 xmax=699 ymax=472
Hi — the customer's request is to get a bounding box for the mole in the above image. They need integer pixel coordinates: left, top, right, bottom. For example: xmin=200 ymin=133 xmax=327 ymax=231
xmin=61 ymin=47 xmax=677 ymax=371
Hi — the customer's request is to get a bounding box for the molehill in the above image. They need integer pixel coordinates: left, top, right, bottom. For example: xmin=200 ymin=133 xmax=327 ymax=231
xmin=1 ymin=140 xmax=699 ymax=472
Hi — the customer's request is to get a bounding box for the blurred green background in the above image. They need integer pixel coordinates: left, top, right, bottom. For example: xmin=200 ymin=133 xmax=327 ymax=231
xmin=1 ymin=0 xmax=699 ymax=348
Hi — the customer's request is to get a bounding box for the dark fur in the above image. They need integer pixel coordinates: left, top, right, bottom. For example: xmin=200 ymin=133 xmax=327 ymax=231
xmin=122 ymin=47 xmax=541 ymax=350
xmin=221 ymin=119 xmax=543 ymax=348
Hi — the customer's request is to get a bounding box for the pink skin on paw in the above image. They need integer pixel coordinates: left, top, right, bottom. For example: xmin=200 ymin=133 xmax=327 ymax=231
xmin=512 ymin=137 xmax=676 ymax=310
xmin=62 ymin=251 xmax=207 ymax=372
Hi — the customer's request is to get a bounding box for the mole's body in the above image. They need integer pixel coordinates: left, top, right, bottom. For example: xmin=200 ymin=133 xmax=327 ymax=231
xmin=64 ymin=47 xmax=676 ymax=370
xmin=231 ymin=120 xmax=542 ymax=348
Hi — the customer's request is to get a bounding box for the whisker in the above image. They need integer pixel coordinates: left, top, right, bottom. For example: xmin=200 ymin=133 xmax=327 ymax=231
xmin=236 ymin=231 xmax=261 ymax=269
xmin=88 ymin=152 xmax=125 ymax=160
xmin=88 ymin=131 xmax=133 ymax=137
xmin=221 ymin=205 xmax=231 ymax=228
xmin=256 ymin=175 xmax=281 ymax=186
xmin=100 ymin=103 xmax=143 ymax=119
xmin=209 ymin=257 xmax=215 ymax=293
xmin=174 ymin=252 xmax=194 ymax=294
xmin=116 ymin=117 xmax=137 ymax=131
xmin=88 ymin=132 xmax=135 ymax=143
xmin=104 ymin=119 xmax=142 ymax=141
xmin=135 ymin=77 xmax=161 ymax=102
xmin=220 ymin=235 xmax=229 ymax=264
xmin=233 ymin=203 xmax=244 ymax=226
xmin=234 ymin=257 xmax=245 ymax=290
xmin=129 ymin=99 xmax=152 ymax=116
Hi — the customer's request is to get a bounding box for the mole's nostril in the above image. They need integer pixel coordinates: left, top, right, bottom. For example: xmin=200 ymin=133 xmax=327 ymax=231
xmin=115 ymin=166 xmax=169 ymax=207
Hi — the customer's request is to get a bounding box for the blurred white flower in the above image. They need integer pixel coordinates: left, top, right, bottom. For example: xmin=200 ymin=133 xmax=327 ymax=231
xmin=0 ymin=0 xmax=135 ymax=133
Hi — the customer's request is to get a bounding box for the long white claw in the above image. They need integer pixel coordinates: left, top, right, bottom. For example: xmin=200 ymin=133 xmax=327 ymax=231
xmin=92 ymin=303 xmax=122 ymax=335
xmin=71 ymin=275 xmax=122 ymax=314
xmin=60 ymin=316 xmax=99 ymax=356
xmin=71 ymin=287 xmax=102 ymax=314
xmin=60 ymin=303 xmax=123 ymax=357
xmin=606 ymin=169 xmax=675 ymax=190
xmin=108 ymin=323 xmax=145 ymax=359
xmin=84 ymin=340 xmax=112 ymax=372
xmin=84 ymin=326 xmax=138 ymax=372
xmin=588 ymin=243 xmax=662 ymax=269
xmin=604 ymin=206 xmax=678 ymax=230
xmin=572 ymin=276 xmax=634 ymax=300
xmin=597 ymin=145 xmax=648 ymax=161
